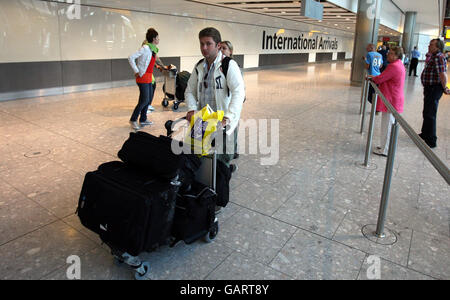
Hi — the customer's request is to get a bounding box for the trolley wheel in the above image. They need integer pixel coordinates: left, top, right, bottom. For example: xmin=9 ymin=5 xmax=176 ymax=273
xmin=162 ymin=99 xmax=169 ymax=107
xmin=113 ymin=256 xmax=124 ymax=266
xmin=173 ymin=102 xmax=179 ymax=110
xmin=134 ymin=261 xmax=151 ymax=280
xmin=204 ymin=219 xmax=219 ymax=243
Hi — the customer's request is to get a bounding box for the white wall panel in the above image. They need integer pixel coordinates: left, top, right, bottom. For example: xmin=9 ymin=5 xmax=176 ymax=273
xmin=244 ymin=55 xmax=259 ymax=69
xmin=0 ymin=0 xmax=61 ymax=63
xmin=379 ymin=0 xmax=404 ymax=33
xmin=180 ymin=55 xmax=204 ymax=73
xmin=58 ymin=3 xmax=144 ymax=60
xmin=1 ymin=0 xmax=354 ymax=63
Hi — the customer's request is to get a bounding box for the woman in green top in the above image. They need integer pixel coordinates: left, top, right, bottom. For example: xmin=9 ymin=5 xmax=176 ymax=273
xmin=141 ymin=34 xmax=166 ymax=112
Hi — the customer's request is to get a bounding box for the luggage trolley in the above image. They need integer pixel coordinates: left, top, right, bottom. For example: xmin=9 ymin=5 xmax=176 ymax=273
xmin=161 ymin=66 xmax=183 ymax=110
xmin=109 ymin=118 xmax=220 ymax=280
xmin=77 ymin=118 xmax=221 ymax=280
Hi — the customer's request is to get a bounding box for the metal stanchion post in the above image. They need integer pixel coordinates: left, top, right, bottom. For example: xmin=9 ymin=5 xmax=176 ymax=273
xmin=360 ymin=78 xmax=368 ymax=115
xmin=360 ymin=78 xmax=368 ymax=134
xmin=374 ymin=120 xmax=399 ymax=238
xmin=364 ymin=91 xmax=378 ymax=167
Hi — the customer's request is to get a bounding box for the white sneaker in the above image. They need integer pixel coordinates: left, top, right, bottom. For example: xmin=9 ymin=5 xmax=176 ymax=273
xmin=147 ymin=105 xmax=155 ymax=111
xmin=140 ymin=120 xmax=153 ymax=127
xmin=129 ymin=121 xmax=141 ymax=130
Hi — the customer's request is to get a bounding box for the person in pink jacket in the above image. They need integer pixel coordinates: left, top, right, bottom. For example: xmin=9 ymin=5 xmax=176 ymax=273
xmin=368 ymin=46 xmax=406 ymax=156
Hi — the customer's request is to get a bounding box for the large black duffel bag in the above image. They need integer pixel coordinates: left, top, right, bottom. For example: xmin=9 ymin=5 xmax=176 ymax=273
xmin=118 ymin=131 xmax=185 ymax=179
xmin=77 ymin=161 xmax=179 ymax=256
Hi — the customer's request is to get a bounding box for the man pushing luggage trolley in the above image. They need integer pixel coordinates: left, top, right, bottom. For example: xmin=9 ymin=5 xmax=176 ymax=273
xmin=185 ymin=27 xmax=245 ymax=171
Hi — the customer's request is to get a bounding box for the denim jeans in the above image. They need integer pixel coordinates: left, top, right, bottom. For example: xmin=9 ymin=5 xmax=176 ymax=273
xmin=421 ymin=85 xmax=443 ymax=146
xmin=130 ymin=83 xmax=153 ymax=122
xmin=150 ymin=82 xmax=156 ymax=105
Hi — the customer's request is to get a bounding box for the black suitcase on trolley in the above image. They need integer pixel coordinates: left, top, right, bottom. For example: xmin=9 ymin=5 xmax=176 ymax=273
xmin=77 ymin=161 xmax=179 ymax=256
xmin=171 ymin=181 xmax=218 ymax=245
xmin=118 ymin=132 xmax=186 ymax=180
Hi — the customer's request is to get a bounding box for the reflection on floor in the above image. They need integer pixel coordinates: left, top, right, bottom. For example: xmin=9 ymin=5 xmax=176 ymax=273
xmin=0 ymin=61 xmax=448 ymax=280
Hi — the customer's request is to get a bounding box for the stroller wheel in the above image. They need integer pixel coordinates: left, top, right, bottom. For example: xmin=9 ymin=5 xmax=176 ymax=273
xmin=162 ymin=99 xmax=169 ymax=107
xmin=173 ymin=102 xmax=179 ymax=110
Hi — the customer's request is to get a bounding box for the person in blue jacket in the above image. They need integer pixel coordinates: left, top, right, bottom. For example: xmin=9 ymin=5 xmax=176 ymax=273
xmin=364 ymin=44 xmax=383 ymax=104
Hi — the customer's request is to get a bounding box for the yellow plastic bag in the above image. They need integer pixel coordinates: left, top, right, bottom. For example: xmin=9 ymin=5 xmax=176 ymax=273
xmin=186 ymin=105 xmax=224 ymax=156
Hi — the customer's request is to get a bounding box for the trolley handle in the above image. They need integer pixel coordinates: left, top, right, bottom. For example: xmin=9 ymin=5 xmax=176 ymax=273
xmin=164 ymin=117 xmax=227 ymax=138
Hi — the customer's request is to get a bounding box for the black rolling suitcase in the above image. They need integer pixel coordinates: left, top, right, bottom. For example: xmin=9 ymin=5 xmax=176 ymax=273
xmin=77 ymin=161 xmax=180 ymax=257
xmin=171 ymin=181 xmax=218 ymax=245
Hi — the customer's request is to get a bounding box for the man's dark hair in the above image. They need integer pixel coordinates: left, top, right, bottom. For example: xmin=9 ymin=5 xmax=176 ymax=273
xmin=433 ymin=39 xmax=444 ymax=52
xmin=146 ymin=28 xmax=159 ymax=43
xmin=199 ymin=27 xmax=222 ymax=45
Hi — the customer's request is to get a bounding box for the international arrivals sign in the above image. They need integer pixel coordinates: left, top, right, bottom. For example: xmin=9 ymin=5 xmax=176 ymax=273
xmin=262 ymin=30 xmax=339 ymax=51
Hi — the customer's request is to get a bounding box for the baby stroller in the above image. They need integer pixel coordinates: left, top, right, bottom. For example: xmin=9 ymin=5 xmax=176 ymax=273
xmin=162 ymin=66 xmax=191 ymax=111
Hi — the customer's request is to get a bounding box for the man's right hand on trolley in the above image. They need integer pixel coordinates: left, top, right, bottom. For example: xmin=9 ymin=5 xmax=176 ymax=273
xmin=186 ymin=110 xmax=195 ymax=122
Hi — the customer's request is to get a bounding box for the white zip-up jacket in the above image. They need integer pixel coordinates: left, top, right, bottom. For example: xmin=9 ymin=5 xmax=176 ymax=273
xmin=128 ymin=45 xmax=153 ymax=77
xmin=185 ymin=52 xmax=245 ymax=134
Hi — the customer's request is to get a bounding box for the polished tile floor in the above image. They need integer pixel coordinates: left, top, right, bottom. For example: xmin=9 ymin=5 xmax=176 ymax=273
xmin=0 ymin=61 xmax=448 ymax=280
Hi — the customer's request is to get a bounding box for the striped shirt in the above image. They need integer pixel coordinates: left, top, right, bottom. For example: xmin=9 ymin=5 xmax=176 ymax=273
xmin=199 ymin=62 xmax=217 ymax=111
xmin=421 ymin=52 xmax=447 ymax=86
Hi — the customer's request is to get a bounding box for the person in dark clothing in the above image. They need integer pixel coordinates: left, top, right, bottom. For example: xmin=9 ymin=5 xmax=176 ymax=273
xmin=378 ymin=45 xmax=388 ymax=73
xmin=409 ymin=46 xmax=420 ymax=77
xmin=419 ymin=39 xmax=450 ymax=148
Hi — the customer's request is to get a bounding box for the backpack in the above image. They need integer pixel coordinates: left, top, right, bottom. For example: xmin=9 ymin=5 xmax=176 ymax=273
xmin=195 ymin=57 xmax=246 ymax=101
xmin=195 ymin=56 xmax=232 ymax=77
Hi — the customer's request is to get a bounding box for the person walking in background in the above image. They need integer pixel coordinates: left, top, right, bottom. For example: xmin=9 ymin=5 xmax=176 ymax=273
xmin=220 ymin=40 xmax=242 ymax=159
xmin=419 ymin=39 xmax=450 ymax=148
xmin=368 ymin=46 xmax=406 ymax=157
xmin=409 ymin=46 xmax=420 ymax=77
xmin=364 ymin=43 xmax=383 ymax=104
xmin=141 ymin=36 xmax=167 ymax=113
xmin=378 ymin=45 xmax=389 ymax=73
xmin=128 ymin=28 xmax=167 ymax=130
xmin=220 ymin=40 xmax=234 ymax=58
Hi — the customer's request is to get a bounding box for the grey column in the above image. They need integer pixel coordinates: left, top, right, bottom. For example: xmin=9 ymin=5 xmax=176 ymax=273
xmin=350 ymin=0 xmax=383 ymax=86
xmin=402 ymin=12 xmax=417 ymax=57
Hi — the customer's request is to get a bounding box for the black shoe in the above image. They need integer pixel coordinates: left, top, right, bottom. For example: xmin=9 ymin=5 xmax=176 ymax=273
xmin=426 ymin=141 xmax=437 ymax=148
xmin=418 ymin=133 xmax=436 ymax=148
